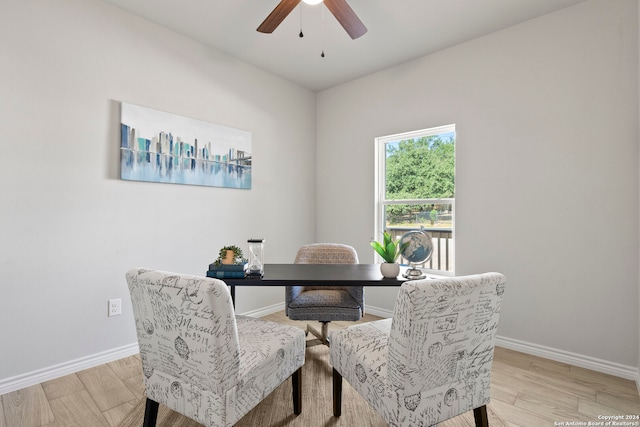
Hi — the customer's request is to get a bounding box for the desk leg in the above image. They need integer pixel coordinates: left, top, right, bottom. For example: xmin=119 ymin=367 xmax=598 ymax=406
xmin=230 ymin=285 xmax=235 ymax=307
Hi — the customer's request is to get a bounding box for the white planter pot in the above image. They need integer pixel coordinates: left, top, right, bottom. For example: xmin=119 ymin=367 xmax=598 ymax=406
xmin=380 ymin=262 xmax=400 ymax=279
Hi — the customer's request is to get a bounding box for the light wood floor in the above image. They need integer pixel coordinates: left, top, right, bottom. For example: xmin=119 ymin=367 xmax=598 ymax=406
xmin=1 ymin=312 xmax=638 ymax=427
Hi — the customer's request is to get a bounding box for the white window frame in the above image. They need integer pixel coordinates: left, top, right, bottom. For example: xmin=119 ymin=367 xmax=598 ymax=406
xmin=374 ymin=124 xmax=455 ymax=275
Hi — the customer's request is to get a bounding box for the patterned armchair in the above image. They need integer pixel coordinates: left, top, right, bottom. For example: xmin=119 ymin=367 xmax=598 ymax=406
xmin=126 ymin=268 xmax=306 ymax=427
xmin=329 ymin=273 xmax=507 ymax=427
xmin=285 ymin=243 xmax=363 ymax=346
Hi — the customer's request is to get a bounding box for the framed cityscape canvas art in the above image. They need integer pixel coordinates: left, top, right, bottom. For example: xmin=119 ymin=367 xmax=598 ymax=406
xmin=120 ymin=102 xmax=252 ymax=189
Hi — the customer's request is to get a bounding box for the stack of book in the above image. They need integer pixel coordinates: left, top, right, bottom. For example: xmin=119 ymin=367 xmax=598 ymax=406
xmin=206 ymin=263 xmax=247 ymax=279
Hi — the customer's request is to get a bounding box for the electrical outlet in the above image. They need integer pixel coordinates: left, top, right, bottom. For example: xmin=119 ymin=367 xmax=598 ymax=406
xmin=108 ymin=298 xmax=122 ymax=317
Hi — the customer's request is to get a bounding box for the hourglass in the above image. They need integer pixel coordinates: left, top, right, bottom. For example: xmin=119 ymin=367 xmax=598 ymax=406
xmin=247 ymin=239 xmax=265 ymax=276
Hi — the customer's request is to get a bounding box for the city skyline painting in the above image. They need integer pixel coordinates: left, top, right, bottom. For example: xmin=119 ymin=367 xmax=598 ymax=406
xmin=120 ymin=102 xmax=252 ymax=189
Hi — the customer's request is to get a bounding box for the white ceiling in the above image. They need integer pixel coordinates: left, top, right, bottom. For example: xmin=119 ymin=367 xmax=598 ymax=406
xmin=99 ymin=0 xmax=587 ymax=91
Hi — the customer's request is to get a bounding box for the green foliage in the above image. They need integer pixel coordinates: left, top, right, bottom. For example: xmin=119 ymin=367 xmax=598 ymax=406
xmin=370 ymin=231 xmax=402 ymax=263
xmin=430 ymin=209 xmax=438 ymax=224
xmin=385 ymin=135 xmax=455 ymax=225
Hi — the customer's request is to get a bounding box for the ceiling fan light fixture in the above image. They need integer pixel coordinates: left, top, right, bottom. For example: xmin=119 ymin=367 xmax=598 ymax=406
xmin=257 ymin=0 xmax=366 ymax=40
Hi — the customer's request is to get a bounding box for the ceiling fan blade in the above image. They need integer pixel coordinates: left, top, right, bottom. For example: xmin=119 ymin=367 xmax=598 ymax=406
xmin=257 ymin=0 xmax=302 ymax=33
xmin=323 ymin=0 xmax=367 ymax=39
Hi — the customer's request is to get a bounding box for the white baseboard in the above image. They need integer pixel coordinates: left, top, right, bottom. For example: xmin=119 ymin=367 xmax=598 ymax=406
xmin=363 ymin=306 xmax=393 ymax=318
xmin=240 ymin=302 xmax=286 ymax=318
xmin=495 ymin=335 xmax=639 ymax=381
xmin=240 ymin=303 xmax=395 ymax=320
xmin=0 ymin=343 xmax=139 ymax=396
xmin=0 ymin=303 xmax=285 ymax=396
xmin=244 ymin=303 xmax=640 ymax=383
xmin=3 ymin=304 xmax=637 ymax=397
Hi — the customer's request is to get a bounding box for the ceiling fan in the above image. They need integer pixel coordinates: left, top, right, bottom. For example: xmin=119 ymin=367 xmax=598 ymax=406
xmin=257 ymin=0 xmax=367 ymax=40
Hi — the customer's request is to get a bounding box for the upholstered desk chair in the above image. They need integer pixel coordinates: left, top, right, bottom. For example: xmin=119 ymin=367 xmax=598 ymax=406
xmin=285 ymin=243 xmax=363 ymax=347
xmin=126 ymin=268 xmax=306 ymax=427
xmin=330 ymin=272 xmax=507 ymax=427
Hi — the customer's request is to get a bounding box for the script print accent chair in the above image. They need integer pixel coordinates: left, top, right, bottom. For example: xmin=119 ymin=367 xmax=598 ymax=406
xmin=330 ymin=272 xmax=507 ymax=427
xmin=285 ymin=243 xmax=363 ymax=347
xmin=126 ymin=268 xmax=306 ymax=427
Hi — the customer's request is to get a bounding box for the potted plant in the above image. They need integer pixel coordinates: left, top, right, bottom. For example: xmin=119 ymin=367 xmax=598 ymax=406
xmin=218 ymin=245 xmax=244 ymax=265
xmin=370 ymin=231 xmax=403 ymax=278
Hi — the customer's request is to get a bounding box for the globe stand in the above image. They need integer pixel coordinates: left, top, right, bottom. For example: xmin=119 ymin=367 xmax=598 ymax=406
xmin=403 ymin=264 xmax=426 ymax=280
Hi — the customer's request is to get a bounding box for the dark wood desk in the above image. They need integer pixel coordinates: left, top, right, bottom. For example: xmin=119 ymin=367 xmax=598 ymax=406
xmin=218 ymin=263 xmax=410 ymax=306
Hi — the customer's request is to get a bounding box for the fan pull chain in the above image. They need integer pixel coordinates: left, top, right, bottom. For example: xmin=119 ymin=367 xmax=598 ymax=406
xmin=299 ymin=6 xmax=304 ymax=37
xmin=320 ymin=4 xmax=325 ymax=57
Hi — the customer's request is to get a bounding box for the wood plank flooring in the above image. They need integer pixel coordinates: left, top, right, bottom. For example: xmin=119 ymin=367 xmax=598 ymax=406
xmin=1 ymin=311 xmax=638 ymax=427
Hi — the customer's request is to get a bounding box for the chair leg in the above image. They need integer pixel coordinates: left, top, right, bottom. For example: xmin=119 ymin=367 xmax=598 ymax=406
xmin=306 ymin=321 xmax=330 ymax=347
xmin=143 ymin=398 xmax=159 ymax=427
xmin=473 ymin=405 xmax=489 ymax=427
xmin=321 ymin=322 xmax=329 ymax=344
xmin=292 ymin=367 xmax=302 ymax=415
xmin=332 ymin=368 xmax=342 ymax=417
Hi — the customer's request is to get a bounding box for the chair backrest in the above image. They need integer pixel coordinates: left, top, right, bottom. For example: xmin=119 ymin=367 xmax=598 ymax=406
xmin=294 ymin=243 xmax=359 ymax=264
xmin=126 ymin=268 xmax=241 ymax=394
xmin=387 ymin=272 xmax=506 ymax=425
xmin=294 ymin=243 xmax=359 ymax=291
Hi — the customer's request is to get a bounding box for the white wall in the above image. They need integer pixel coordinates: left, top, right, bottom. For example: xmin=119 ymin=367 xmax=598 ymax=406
xmin=317 ymin=0 xmax=639 ymax=371
xmin=0 ymin=0 xmax=316 ymax=382
xmin=1 ymin=0 xmax=638 ymax=391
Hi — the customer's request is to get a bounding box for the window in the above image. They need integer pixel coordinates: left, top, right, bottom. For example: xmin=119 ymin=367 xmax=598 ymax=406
xmin=375 ymin=125 xmax=455 ymax=274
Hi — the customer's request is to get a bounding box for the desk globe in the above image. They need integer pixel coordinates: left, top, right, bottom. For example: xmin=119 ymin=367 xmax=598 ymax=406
xmin=399 ymin=228 xmax=434 ymax=279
